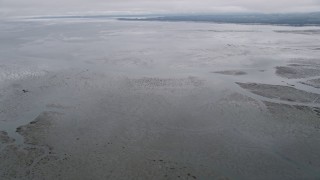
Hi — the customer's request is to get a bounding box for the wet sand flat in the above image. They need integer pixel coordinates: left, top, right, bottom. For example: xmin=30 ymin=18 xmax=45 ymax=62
xmin=1 ymin=19 xmax=320 ymax=179
xmin=301 ymin=78 xmax=320 ymax=88
xmin=213 ymin=70 xmax=247 ymax=76
xmin=276 ymin=65 xmax=320 ymax=79
xmin=236 ymin=82 xmax=320 ymax=103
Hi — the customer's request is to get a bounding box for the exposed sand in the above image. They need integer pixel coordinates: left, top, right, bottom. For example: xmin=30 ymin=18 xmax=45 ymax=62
xmin=276 ymin=66 xmax=320 ymax=79
xmin=0 ymin=131 xmax=15 ymax=144
xmin=236 ymin=82 xmax=320 ymax=103
xmin=301 ymin=78 xmax=320 ymax=88
xmin=213 ymin=70 xmax=247 ymax=76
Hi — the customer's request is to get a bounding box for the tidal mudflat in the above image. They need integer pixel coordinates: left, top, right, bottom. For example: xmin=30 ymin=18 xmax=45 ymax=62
xmin=0 ymin=18 xmax=320 ymax=179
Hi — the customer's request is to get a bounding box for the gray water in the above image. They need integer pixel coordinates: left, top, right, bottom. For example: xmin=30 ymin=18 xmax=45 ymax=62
xmin=0 ymin=18 xmax=320 ymax=179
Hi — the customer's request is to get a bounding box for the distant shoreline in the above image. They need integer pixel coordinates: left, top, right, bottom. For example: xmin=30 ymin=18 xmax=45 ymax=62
xmin=118 ymin=12 xmax=320 ymax=27
xmin=11 ymin=12 xmax=320 ymax=27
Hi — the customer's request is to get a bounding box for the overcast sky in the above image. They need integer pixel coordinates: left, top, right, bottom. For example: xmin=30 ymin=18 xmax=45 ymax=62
xmin=1 ymin=0 xmax=320 ymax=17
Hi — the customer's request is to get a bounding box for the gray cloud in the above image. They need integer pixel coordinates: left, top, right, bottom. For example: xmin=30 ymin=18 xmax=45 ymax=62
xmin=1 ymin=0 xmax=320 ymax=17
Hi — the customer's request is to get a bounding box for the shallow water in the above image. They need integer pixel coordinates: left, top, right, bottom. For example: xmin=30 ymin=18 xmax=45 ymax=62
xmin=0 ymin=18 xmax=320 ymax=179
